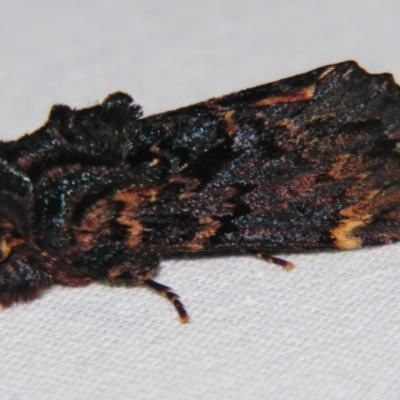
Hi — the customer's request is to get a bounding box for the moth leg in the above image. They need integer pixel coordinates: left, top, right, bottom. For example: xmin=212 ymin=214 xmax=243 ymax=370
xmin=252 ymin=252 xmax=295 ymax=270
xmin=144 ymin=279 xmax=190 ymax=323
xmin=102 ymin=251 xmax=189 ymax=322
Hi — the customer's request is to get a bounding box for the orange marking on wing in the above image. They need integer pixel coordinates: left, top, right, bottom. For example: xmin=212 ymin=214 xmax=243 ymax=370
xmin=224 ymin=110 xmax=239 ymax=136
xmin=331 ymin=189 xmax=380 ymax=249
xmin=186 ymin=216 xmax=221 ymax=251
xmin=254 ymin=85 xmax=315 ymax=107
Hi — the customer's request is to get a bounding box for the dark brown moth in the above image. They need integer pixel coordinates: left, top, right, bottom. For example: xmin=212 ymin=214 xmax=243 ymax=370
xmin=1 ymin=61 xmax=400 ymax=322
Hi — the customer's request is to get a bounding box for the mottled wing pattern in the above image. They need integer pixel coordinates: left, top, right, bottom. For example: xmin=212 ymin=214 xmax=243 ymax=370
xmin=1 ymin=61 xmax=400 ymax=319
xmin=128 ymin=61 xmax=400 ymax=253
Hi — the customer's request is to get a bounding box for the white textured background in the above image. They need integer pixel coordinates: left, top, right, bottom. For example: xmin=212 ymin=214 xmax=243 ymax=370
xmin=1 ymin=1 xmax=400 ymax=399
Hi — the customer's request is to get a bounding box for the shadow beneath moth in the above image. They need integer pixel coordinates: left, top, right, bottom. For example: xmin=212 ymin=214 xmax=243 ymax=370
xmin=1 ymin=61 xmax=400 ymax=322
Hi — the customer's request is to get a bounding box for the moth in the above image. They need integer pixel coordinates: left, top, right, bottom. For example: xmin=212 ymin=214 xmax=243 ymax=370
xmin=1 ymin=61 xmax=400 ymax=322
